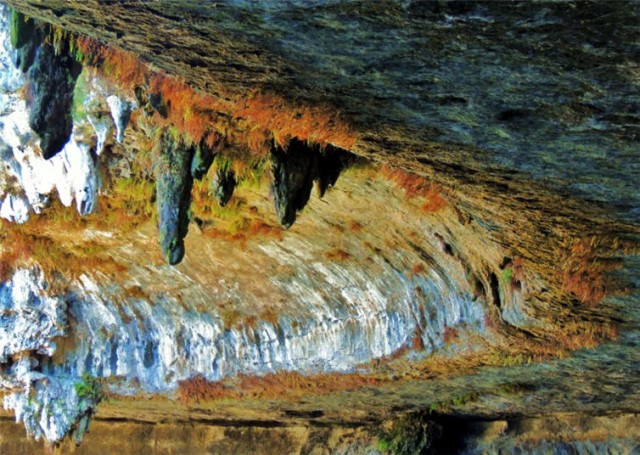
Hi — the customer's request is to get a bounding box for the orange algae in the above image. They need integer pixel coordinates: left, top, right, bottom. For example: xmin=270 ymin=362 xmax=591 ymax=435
xmin=380 ymin=166 xmax=447 ymax=213
xmin=561 ymin=238 xmax=610 ymax=307
xmin=75 ymin=36 xmax=358 ymax=154
xmin=178 ymin=371 xmax=383 ymax=404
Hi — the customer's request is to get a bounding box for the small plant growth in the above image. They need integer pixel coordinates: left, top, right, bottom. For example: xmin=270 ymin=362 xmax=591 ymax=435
xmin=377 ymin=413 xmax=438 ymax=454
xmin=74 ymin=374 xmax=103 ymax=402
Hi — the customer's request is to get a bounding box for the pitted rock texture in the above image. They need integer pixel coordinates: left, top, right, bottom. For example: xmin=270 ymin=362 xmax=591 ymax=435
xmin=0 ymin=268 xmax=65 ymax=363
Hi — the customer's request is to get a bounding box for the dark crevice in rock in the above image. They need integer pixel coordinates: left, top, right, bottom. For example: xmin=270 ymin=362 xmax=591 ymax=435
xmin=282 ymin=409 xmax=324 ymax=419
xmin=471 ymin=275 xmax=486 ymax=302
xmin=489 ymin=272 xmax=501 ymax=310
xmin=211 ymin=164 xmax=236 ymax=208
xmin=154 ymin=129 xmax=195 ymax=265
xmin=190 ymin=142 xmax=216 ymax=180
xmin=496 ymin=108 xmax=533 ymax=123
xmin=499 ymin=257 xmax=512 ymax=270
xmin=433 ymin=232 xmax=454 ymax=257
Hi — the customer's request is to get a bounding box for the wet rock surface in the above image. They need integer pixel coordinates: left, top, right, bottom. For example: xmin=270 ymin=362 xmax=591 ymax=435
xmin=0 ymin=0 xmax=638 ymax=451
xmin=154 ymin=129 xmax=195 ymax=265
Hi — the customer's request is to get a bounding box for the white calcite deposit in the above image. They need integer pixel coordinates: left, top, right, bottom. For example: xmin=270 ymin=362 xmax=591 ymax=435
xmin=0 ymin=4 xmax=133 ymax=223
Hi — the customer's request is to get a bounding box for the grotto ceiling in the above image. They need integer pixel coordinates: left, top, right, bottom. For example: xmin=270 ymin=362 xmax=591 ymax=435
xmin=0 ymin=0 xmax=639 ymax=452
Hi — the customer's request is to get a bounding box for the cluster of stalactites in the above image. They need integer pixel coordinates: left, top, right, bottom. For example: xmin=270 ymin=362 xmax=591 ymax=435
xmin=7 ymin=9 xmax=356 ymax=266
xmin=269 ymin=138 xmax=354 ymax=228
xmin=152 ymin=128 xmax=355 ymax=265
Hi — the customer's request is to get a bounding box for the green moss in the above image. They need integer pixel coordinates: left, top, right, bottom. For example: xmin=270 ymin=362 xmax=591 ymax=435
xmin=9 ymin=9 xmax=35 ymax=49
xmin=74 ymin=374 xmax=102 ymax=402
xmin=428 ymin=392 xmax=480 ymax=414
xmin=50 ymin=25 xmax=68 ymax=56
xmin=378 ymin=414 xmax=436 ymax=454
xmin=112 ymin=178 xmax=156 ymax=218
xmin=502 ymin=267 xmax=513 ymax=284
xmin=235 ymin=157 xmax=269 ymax=191
xmin=71 ymin=70 xmax=91 ymax=123
xmin=377 ymin=438 xmax=390 ymax=451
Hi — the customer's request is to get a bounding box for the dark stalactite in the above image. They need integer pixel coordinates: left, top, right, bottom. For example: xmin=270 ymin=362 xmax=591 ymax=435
xmin=14 ymin=18 xmax=82 ymax=160
xmin=270 ymin=139 xmax=316 ymax=229
xmin=315 ymin=145 xmax=354 ymax=198
xmin=270 ymin=139 xmax=356 ymax=228
xmin=154 ymin=129 xmax=195 ymax=265
xmin=211 ymin=165 xmax=236 ymax=207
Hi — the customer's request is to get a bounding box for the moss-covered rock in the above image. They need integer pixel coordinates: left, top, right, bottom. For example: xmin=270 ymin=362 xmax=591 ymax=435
xmin=154 ymin=128 xmax=195 ymax=265
xmin=9 ymin=8 xmax=38 ymax=72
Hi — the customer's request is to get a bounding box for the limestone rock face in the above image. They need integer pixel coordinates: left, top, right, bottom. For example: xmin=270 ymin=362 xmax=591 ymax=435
xmin=0 ymin=268 xmax=65 ymax=363
xmin=0 ymin=0 xmax=638 ymax=451
xmin=0 ymin=269 xmax=100 ymax=443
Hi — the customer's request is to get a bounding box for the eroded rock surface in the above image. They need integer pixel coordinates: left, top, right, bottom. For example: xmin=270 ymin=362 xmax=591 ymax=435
xmin=0 ymin=0 xmax=638 ymax=451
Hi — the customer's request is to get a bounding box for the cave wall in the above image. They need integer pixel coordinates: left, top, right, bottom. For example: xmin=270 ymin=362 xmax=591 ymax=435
xmin=0 ymin=1 xmax=639 ymax=451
